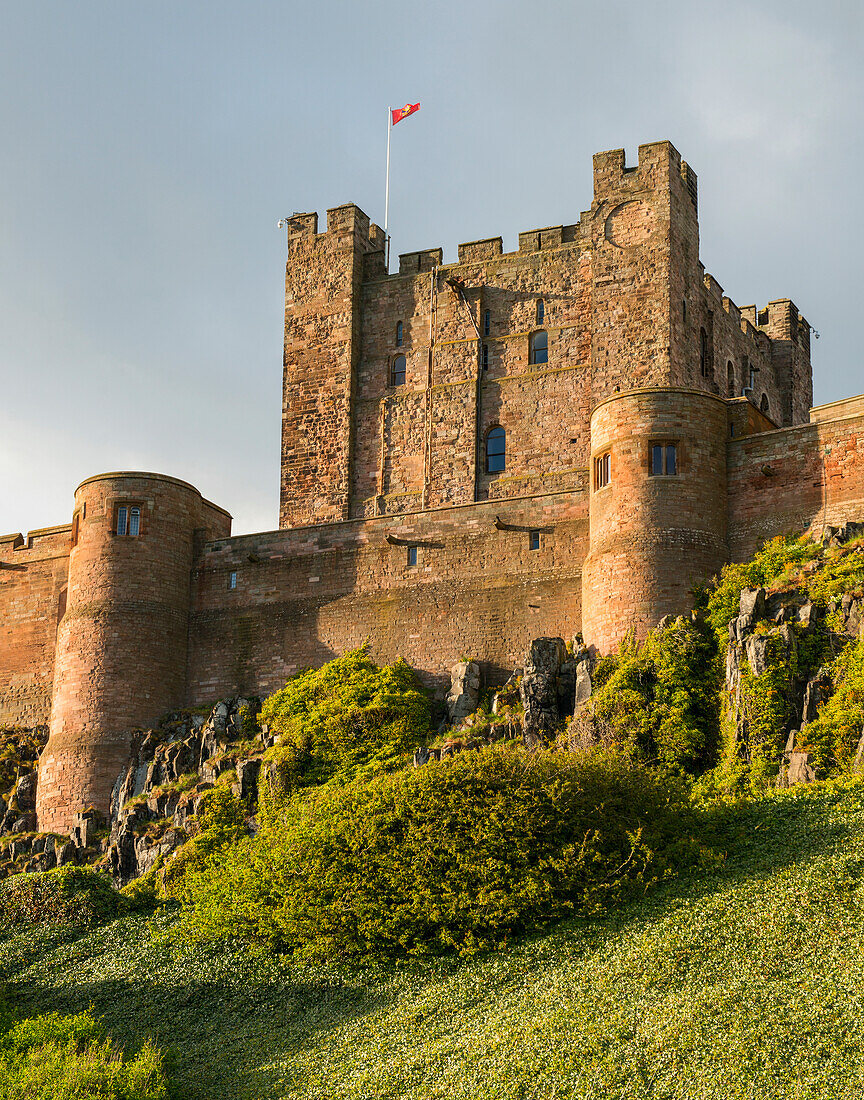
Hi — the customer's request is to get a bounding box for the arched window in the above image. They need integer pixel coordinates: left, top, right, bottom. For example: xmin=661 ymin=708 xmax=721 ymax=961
xmin=395 ymin=321 xmax=403 ymax=347
xmin=529 ymin=330 xmax=548 ymax=365
xmin=727 ymin=361 xmax=735 ymax=398
xmin=391 ymin=355 xmax=406 ymax=386
xmin=760 ymin=393 xmax=770 ymax=416
xmin=486 ymin=426 xmax=506 ymax=473
xmin=536 ymin=299 xmax=545 ymax=325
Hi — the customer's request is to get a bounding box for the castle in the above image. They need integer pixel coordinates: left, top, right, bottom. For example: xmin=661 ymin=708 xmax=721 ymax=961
xmin=2 ymin=139 xmax=863 ymax=835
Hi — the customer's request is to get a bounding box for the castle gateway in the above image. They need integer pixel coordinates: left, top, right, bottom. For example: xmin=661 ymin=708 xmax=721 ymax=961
xmin=2 ymin=140 xmax=863 ymax=832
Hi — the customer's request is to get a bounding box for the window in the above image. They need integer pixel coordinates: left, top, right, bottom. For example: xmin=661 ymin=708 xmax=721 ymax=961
xmin=228 ymin=571 xmax=237 ymax=590
xmin=760 ymin=393 xmax=770 ymax=416
xmin=700 ymin=328 xmax=709 ymax=377
xmin=682 ymin=299 xmax=687 ymax=321
xmin=407 ymin=546 xmax=418 ymax=567
xmin=482 ymin=343 xmax=489 ymax=370
xmin=391 ymin=354 xmax=406 ymax=386
xmin=483 ymin=309 xmax=491 ymax=336
xmin=727 ymin=361 xmax=735 ymax=398
xmin=594 ymin=451 xmax=611 ymax=489
xmin=536 ymin=299 xmax=545 ymax=325
xmin=651 ymin=443 xmax=677 ymax=476
xmin=529 ymin=330 xmax=548 ymax=365
xmin=395 ymin=321 xmax=403 ymax=347
xmin=486 ymin=426 xmax=506 ymax=473
xmin=115 ymin=504 xmax=141 ymax=537
xmin=529 ymin=530 xmax=541 ymax=551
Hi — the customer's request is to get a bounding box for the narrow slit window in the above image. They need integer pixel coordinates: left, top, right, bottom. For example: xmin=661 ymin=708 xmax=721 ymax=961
xmin=116 ymin=506 xmax=127 ymax=537
xmin=536 ymin=299 xmax=544 ymax=325
xmin=391 ymin=354 xmax=406 ymax=386
xmin=529 ymin=530 xmax=541 ymax=551
xmin=727 ymin=361 xmax=735 ymax=398
xmin=395 ymin=321 xmax=403 ymax=347
xmin=651 ymin=443 xmax=678 ymax=476
xmin=483 ymin=309 xmax=491 ymax=336
xmin=482 ymin=343 xmax=489 ymax=370
xmin=228 ymin=570 xmax=237 ymax=590
xmin=529 ymin=330 xmax=548 ymax=365
xmin=486 ymin=426 xmax=506 ymax=473
xmin=700 ymin=328 xmax=709 ymax=377
xmin=594 ymin=451 xmax=611 ymax=489
xmin=407 ymin=546 xmax=418 ymax=567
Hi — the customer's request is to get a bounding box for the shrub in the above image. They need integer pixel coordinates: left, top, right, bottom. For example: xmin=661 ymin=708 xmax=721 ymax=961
xmin=588 ymin=617 xmax=720 ymax=772
xmin=706 ymin=534 xmax=819 ymax=638
xmin=178 ymin=745 xmax=696 ymax=959
xmin=0 ymin=1010 xmax=166 ymax=1099
xmin=799 ymin=636 xmax=864 ymax=772
xmin=0 ymin=867 xmax=127 ymax=932
xmin=259 ymin=647 xmax=430 ymax=793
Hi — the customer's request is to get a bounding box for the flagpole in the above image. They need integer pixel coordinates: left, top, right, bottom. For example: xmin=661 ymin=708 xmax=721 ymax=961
xmin=384 ymin=107 xmax=392 ymax=272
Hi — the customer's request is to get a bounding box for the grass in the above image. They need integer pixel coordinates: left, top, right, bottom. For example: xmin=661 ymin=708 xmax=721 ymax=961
xmin=4 ymin=781 xmax=864 ymax=1099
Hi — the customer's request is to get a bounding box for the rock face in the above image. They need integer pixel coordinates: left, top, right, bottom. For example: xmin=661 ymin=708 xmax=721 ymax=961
xmin=108 ymin=697 xmax=263 ymax=885
xmin=446 ymin=661 xmax=481 ymax=723
xmin=520 ymin=638 xmax=570 ymax=748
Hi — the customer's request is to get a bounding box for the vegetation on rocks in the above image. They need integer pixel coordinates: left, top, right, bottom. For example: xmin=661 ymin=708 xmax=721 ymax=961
xmin=584 ymin=616 xmax=720 ymax=772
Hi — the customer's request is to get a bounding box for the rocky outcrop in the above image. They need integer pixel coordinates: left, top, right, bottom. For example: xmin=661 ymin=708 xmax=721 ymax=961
xmin=446 ymin=661 xmax=481 ymax=724
xmin=107 ymin=697 xmax=263 ymax=885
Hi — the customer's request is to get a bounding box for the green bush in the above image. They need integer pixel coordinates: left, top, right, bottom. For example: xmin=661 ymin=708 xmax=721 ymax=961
xmin=588 ymin=617 xmax=720 ymax=772
xmin=178 ymin=745 xmax=698 ymax=959
xmin=259 ymin=647 xmax=430 ymax=792
xmin=0 ymin=867 xmax=128 ymax=932
xmin=0 ymin=1010 xmax=165 ymax=1099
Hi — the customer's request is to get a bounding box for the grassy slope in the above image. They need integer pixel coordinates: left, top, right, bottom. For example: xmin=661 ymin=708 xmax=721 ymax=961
xmin=4 ymin=782 xmax=864 ymax=1100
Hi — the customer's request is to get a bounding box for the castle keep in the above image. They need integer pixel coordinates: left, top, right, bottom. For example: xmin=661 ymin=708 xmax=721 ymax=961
xmin=2 ymin=140 xmax=863 ymax=833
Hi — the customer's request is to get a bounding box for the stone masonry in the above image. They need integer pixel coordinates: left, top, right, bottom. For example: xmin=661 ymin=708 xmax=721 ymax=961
xmin=0 ymin=139 xmax=861 ymax=832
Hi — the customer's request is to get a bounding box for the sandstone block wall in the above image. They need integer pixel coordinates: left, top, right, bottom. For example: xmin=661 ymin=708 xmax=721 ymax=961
xmin=187 ymin=492 xmax=588 ymax=701
xmin=0 ymin=527 xmax=71 ymax=727
xmin=581 ymin=389 xmax=729 ymax=653
xmin=282 ymin=141 xmax=812 ymax=532
xmin=727 ymin=396 xmax=864 ymax=562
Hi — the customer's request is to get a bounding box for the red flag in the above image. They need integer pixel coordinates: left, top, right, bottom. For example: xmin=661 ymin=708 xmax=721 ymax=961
xmin=391 ymin=102 xmax=420 ymax=125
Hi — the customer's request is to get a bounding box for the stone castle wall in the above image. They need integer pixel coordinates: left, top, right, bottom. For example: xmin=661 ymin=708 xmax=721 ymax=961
xmin=281 ymin=141 xmax=812 ymax=531
xmin=0 ymin=527 xmax=71 ymax=727
xmin=728 ymin=395 xmax=864 ymax=561
xmin=187 ymin=492 xmax=588 ymax=703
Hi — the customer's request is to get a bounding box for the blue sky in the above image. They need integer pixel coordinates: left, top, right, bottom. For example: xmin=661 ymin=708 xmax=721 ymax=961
xmin=1 ymin=0 xmax=861 ymax=536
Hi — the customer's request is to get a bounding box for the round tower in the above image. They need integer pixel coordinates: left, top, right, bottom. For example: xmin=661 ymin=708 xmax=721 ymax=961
xmin=37 ymin=472 xmax=231 ymax=834
xmin=581 ymin=389 xmax=729 ymax=654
